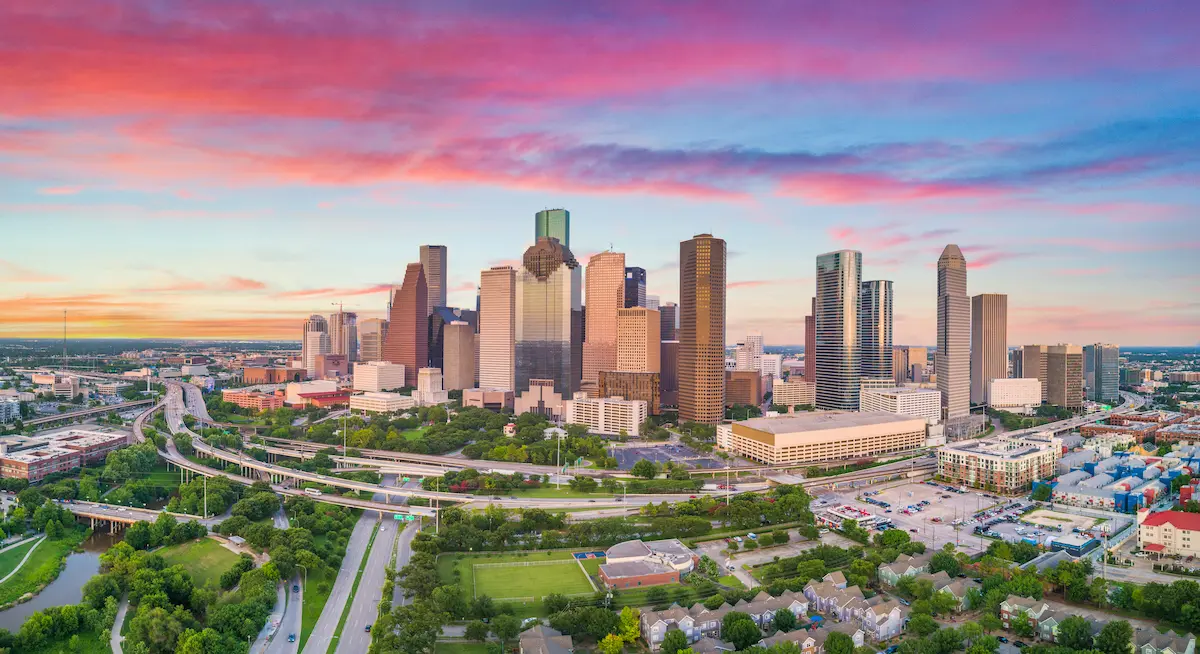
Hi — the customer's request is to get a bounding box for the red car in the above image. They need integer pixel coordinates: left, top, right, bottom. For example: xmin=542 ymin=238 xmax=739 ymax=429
xmin=689 ymin=495 xmax=698 ymax=499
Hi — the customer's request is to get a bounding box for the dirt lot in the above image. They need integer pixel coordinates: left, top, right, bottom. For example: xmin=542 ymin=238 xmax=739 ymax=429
xmin=1024 ymin=508 xmax=1097 ymax=532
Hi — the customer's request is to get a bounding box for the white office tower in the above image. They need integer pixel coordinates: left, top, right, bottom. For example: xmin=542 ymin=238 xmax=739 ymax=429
xmin=302 ymin=315 xmax=330 ymax=377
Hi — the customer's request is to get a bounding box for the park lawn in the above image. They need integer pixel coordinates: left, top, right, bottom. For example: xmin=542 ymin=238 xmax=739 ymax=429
xmin=143 ymin=460 xmax=182 ymax=494
xmin=438 ymin=551 xmax=593 ymax=603
xmin=158 ymin=537 xmax=241 ymax=589
xmin=0 ymin=527 xmax=88 ymax=606
xmin=401 ymin=428 xmax=427 ymax=441
xmin=579 ymin=557 xmax=604 ymax=576
xmin=718 ymin=575 xmax=745 ymax=589
xmin=22 ymin=628 xmax=111 ymax=654
xmin=611 ymin=583 xmax=699 ymax=610
xmin=436 ymin=643 xmax=491 ymax=654
xmin=0 ymin=537 xmax=41 ymax=579
xmin=300 ymin=566 xmax=334 ymax=650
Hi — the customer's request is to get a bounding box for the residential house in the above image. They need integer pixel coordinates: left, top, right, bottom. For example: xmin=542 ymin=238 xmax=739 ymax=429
xmin=1035 ymin=611 xmax=1106 ymax=644
xmin=814 ymin=622 xmax=867 ymax=650
xmin=520 ymin=626 xmax=573 ymax=654
xmin=735 ymin=591 xmax=810 ymax=630
xmin=691 ymin=637 xmax=735 ymax=654
xmin=641 ymin=591 xmax=811 ymax=651
xmin=1135 ymin=629 xmax=1196 ymax=654
xmin=878 ymin=554 xmax=931 ymax=586
xmin=1000 ymin=595 xmax=1052 ymax=631
xmin=641 ymin=606 xmax=700 ymax=650
xmin=861 ymin=597 xmax=908 ymax=642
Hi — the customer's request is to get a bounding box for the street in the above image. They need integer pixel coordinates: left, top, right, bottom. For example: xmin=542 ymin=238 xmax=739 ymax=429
xmin=301 ymin=512 xmax=377 ymax=654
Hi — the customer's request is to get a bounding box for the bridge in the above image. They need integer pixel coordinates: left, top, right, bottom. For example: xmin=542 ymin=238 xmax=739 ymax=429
xmin=64 ymin=501 xmax=211 ymax=532
xmin=23 ymin=399 xmax=155 ymax=428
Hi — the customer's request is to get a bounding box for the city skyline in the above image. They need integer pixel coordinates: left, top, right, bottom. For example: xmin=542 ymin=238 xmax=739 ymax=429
xmin=1 ymin=2 xmax=1197 ymax=346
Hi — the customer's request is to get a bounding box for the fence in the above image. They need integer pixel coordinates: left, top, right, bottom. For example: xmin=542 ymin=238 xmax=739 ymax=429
xmin=473 ymin=559 xmax=580 ymax=569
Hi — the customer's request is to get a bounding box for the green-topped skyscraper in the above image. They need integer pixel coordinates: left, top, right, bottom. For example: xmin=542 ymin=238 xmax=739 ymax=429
xmin=535 ymin=208 xmax=570 ymax=248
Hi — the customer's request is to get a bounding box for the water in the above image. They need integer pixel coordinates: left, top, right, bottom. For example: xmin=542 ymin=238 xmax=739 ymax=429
xmin=0 ymin=531 xmax=121 ymax=632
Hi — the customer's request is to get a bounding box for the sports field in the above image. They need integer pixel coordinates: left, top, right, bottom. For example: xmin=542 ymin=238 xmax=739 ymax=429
xmin=438 ymin=551 xmax=595 ymax=601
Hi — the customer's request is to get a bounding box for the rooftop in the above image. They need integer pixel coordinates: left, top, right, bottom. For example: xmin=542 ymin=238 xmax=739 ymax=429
xmin=864 ymin=387 xmax=941 ymax=397
xmin=736 ymin=411 xmax=923 ymax=434
xmin=941 ymin=435 xmax=1060 ymax=459
xmin=1141 ymin=510 xmax=1200 ymax=531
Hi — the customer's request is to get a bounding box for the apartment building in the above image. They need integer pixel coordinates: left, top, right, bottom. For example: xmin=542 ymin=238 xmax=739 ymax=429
xmin=563 ymin=393 xmax=648 ymax=436
xmin=938 ymin=434 xmax=1062 ymax=492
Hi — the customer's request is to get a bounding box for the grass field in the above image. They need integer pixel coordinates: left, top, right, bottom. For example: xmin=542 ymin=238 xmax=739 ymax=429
xmin=158 ymin=538 xmax=241 ymax=588
xmin=301 ymin=566 xmax=334 ymax=650
xmin=23 ymin=629 xmax=111 ymax=654
xmin=435 ymin=643 xmax=490 ymax=654
xmin=579 ymin=557 xmax=604 ymax=576
xmin=718 ymin=575 xmax=745 ymax=589
xmin=438 ymin=551 xmax=593 ymax=601
xmin=0 ymin=537 xmax=42 ymax=580
xmin=401 ymin=428 xmax=427 ymax=441
xmin=0 ymin=527 xmax=87 ymax=607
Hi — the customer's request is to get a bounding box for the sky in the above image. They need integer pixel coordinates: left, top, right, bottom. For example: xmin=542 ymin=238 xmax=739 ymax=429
xmin=1 ymin=0 xmax=1198 ymax=347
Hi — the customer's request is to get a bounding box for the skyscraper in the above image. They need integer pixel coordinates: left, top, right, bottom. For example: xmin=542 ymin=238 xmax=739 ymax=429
xmin=419 ymin=245 xmax=448 ymax=316
xmin=582 ymin=252 xmax=625 ymax=389
xmin=1047 ymin=344 xmax=1084 ymax=409
xmin=358 ymin=318 xmax=388 ymax=362
xmin=1084 ymin=343 xmax=1120 ymax=403
xmin=679 ymin=234 xmax=726 ymax=424
xmin=1021 ymin=344 xmax=1049 ymax=402
xmin=858 ymin=281 xmax=893 ymax=382
xmin=936 ymin=245 xmax=970 ymax=419
xmin=479 ymin=266 xmax=516 ymax=390
xmin=815 ymin=251 xmax=861 ymax=410
xmin=660 ymin=302 xmax=677 ymax=341
xmin=616 ymin=307 xmax=660 ymax=373
xmin=745 ymin=331 xmax=764 ymax=372
xmin=429 ymin=307 xmax=477 ymax=370
xmin=515 ymin=237 xmax=583 ymax=395
xmin=328 ymin=310 xmax=358 ymax=362
xmin=624 ymin=267 xmax=647 ymax=308
xmin=383 ymin=263 xmax=428 ymax=387
xmin=534 ymin=209 xmax=570 ymax=248
xmin=443 ymin=321 xmax=476 ymax=391
xmin=804 ymin=297 xmax=816 ymax=381
xmin=970 ymin=293 xmax=1008 ymax=405
xmin=302 ymin=315 xmax=330 ymax=377
xmin=646 ymin=295 xmax=660 ymax=311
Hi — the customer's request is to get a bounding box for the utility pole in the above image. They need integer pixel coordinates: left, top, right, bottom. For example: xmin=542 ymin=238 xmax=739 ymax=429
xmin=203 ymin=477 xmax=208 ymax=518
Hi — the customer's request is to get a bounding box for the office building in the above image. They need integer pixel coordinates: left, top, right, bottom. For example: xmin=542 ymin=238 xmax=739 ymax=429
xmin=1009 ymin=349 xmax=1023 ymax=378
xmin=443 ymin=321 xmax=476 ymax=391
xmin=0 ymin=430 xmax=129 ymax=481
xmin=564 ymin=393 xmax=649 ymax=436
xmin=353 ymin=361 xmax=407 ymax=393
xmin=936 ymin=245 xmax=970 ymax=419
xmin=328 ymin=310 xmax=358 ymax=362
xmin=220 ymin=389 xmax=284 ymax=412
xmin=861 ymin=387 xmax=942 ymax=425
xmin=314 ymin=354 xmax=348 ymax=379
xmin=383 ymin=263 xmax=428 ymax=387
xmin=1138 ymin=511 xmax=1200 ymax=558
xmin=463 ymin=388 xmax=515 ymax=412
xmin=759 ymin=354 xmax=784 ymax=379
xmin=646 ymin=295 xmax=660 ymax=311
xmin=302 ymin=314 xmax=330 ymax=377
xmin=859 ymin=281 xmax=893 ymax=383
xmin=516 ymin=237 xmax=583 ymax=396
xmin=350 ymin=391 xmax=416 ymax=415
xmin=414 ymin=367 xmax=450 ymax=406
xmin=534 ymin=208 xmax=570 ymax=248
xmin=599 ymin=370 xmax=661 ymax=415
xmin=938 ymin=435 xmax=1062 ymax=492
xmin=988 ymin=378 xmax=1042 ymax=413
xmin=616 ymin=307 xmax=661 ymax=373
xmin=1047 ymin=344 xmax=1084 ymax=409
xmin=772 ymin=379 xmax=815 ymax=408
xmin=242 ymin=366 xmax=303 ymax=384
xmin=894 ymin=346 xmax=928 ymax=384
xmin=0 ymin=396 xmax=21 ymax=424
xmin=419 ymin=245 xmax=448 ymax=316
xmin=479 ymin=266 xmax=517 ymax=391
xmin=660 ymin=341 xmax=679 ymax=407
xmin=815 ymin=251 xmax=861 ymax=410
xmin=582 ymin=251 xmax=626 ymax=390
xmin=514 ymin=378 xmax=565 ymax=420
xmin=804 ymin=297 xmax=816 ymax=381
xmin=1022 ymin=345 xmax=1049 ymax=402
xmin=659 ymin=302 xmax=677 ymax=341
xmin=725 ymin=370 xmax=763 ymax=407
xmin=745 ymin=331 xmax=764 ymax=371
xmin=429 ymin=306 xmax=478 ymax=370
xmin=1084 ymin=344 xmax=1120 ymax=403
xmin=625 ymin=266 xmax=647 ymax=308
xmin=716 ymin=412 xmax=925 ymax=465
xmin=678 ymin=234 xmax=727 ymax=424
xmin=359 ymin=318 xmax=389 ymax=362
xmin=970 ymin=294 xmax=1007 ymax=405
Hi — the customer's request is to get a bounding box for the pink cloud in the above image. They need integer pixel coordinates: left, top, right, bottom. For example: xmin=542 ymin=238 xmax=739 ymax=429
xmin=0 ymin=260 xmax=65 ymax=283
xmin=37 ymin=185 xmax=83 ymax=196
xmin=224 ymin=276 xmax=267 ymax=291
xmin=781 ymin=172 xmax=1003 ymax=205
xmin=275 ymin=283 xmax=392 ymax=299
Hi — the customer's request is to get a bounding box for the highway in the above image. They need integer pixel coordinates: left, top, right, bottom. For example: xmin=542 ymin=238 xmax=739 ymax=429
xmin=301 ymin=511 xmax=377 ymax=654
xmin=336 ymin=476 xmax=410 ymax=654
xmin=23 ymin=399 xmax=155 ymax=427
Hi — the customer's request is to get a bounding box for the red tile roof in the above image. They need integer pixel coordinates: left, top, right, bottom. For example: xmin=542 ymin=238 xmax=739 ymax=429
xmin=1143 ymin=543 xmax=1166 ymax=552
xmin=1141 ymin=511 xmax=1200 ymax=531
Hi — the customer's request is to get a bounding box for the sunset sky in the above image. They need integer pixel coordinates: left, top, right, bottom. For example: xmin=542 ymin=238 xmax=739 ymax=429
xmin=2 ymin=1 xmax=1198 ymax=346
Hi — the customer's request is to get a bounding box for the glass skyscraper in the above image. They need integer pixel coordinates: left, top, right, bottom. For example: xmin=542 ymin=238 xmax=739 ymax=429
xmin=534 ymin=209 xmax=570 ymax=248
xmin=937 ymin=245 xmax=970 ymax=419
xmin=859 ymin=280 xmax=893 ymax=382
xmin=516 ymin=237 xmax=583 ymax=395
xmin=1084 ymin=343 xmax=1120 ymax=403
xmin=815 ymin=250 xmax=862 ymax=410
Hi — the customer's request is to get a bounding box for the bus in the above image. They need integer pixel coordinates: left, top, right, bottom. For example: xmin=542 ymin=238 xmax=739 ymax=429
xmin=304 ymin=488 xmax=323 ymax=497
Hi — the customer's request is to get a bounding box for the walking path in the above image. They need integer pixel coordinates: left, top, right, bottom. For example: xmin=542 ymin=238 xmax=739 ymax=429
xmin=0 ymin=535 xmax=46 ymax=584
xmin=110 ymin=594 xmax=129 ymax=654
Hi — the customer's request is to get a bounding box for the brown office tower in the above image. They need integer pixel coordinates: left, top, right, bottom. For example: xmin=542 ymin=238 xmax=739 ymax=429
xmin=970 ymin=293 xmax=1008 ymax=405
xmin=599 ymin=370 xmax=662 ymax=414
xmin=1047 ymin=344 xmax=1084 ymax=409
xmin=660 ymin=341 xmax=679 ymax=407
xmin=725 ymin=370 xmax=763 ymax=407
xmin=617 ymin=307 xmax=661 ymax=373
xmin=679 ymin=234 xmax=726 ymax=424
xmin=581 ymin=251 xmax=625 ymax=390
xmin=383 ymin=263 xmax=428 ymax=387
xmin=443 ymin=321 xmax=476 ymax=391
xmin=804 ymin=297 xmax=815 ymax=381
xmin=659 ymin=302 xmax=677 ymax=341
xmin=1021 ymin=345 xmax=1049 ymax=402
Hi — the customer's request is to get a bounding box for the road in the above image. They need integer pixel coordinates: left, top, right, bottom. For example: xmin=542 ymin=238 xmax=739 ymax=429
xmin=338 ymin=475 xmax=409 ymax=653
xmin=301 ymin=512 xmax=377 ymax=654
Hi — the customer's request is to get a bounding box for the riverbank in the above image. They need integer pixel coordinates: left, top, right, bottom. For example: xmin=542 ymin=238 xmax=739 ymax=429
xmin=0 ymin=526 xmax=89 ymax=608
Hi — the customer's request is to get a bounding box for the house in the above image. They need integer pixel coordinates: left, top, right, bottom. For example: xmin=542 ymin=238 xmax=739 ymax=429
xmin=691 ymin=637 xmax=736 ymax=654
xmin=520 ymin=626 xmax=573 ymax=654
xmin=736 ymin=590 xmax=810 ymax=629
xmin=935 ymin=578 xmax=980 ymax=612
xmin=1135 ymin=629 xmax=1196 ymax=654
xmin=878 ymin=554 xmax=931 ymax=586
xmin=1000 ymin=595 xmax=1052 ymax=630
xmin=641 ymin=606 xmax=700 ymax=650
xmin=641 ymin=592 xmax=811 ymax=650
xmin=814 ymin=622 xmax=866 ymax=650
xmin=804 ymin=572 xmax=861 ymax=616
xmin=1035 ymin=611 xmax=1106 ymax=644
xmin=861 ymin=598 xmax=908 ymax=642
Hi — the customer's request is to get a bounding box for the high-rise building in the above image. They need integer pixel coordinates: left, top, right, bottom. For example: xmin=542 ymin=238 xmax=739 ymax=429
xmin=443 ymin=321 xmax=476 ymax=391
xmin=936 ymin=245 xmax=970 ymax=419
xmin=598 ymin=370 xmax=661 ymax=415
xmin=734 ymin=344 xmax=755 ymax=371
xmin=646 ymin=295 xmax=660 ymax=311
xmin=759 ymin=354 xmax=783 ymax=379
xmin=582 ymin=251 xmax=625 ymax=389
xmin=1084 ymin=343 xmax=1120 ymax=403
xmin=359 ymin=318 xmax=388 ymax=362
xmin=815 ymin=251 xmax=861 ymax=410
xmin=534 ymin=209 xmax=570 ymax=248
xmin=383 ymin=263 xmax=428 ymax=387
xmin=893 ymin=346 xmax=927 ymax=384
xmin=419 ymin=245 xmax=448 ymax=316
xmin=1009 ymin=348 xmax=1023 ymax=378
xmin=479 ymin=266 xmax=517 ymax=390
xmin=804 ymin=297 xmax=816 ymax=381
xmin=624 ymin=267 xmax=647 ymax=309
xmin=970 ymin=293 xmax=1008 ymax=405
xmin=1047 ymin=344 xmax=1084 ymax=409
xmin=745 ymin=331 xmax=764 ymax=373
xmin=515 ymin=237 xmax=583 ymax=396
xmin=679 ymin=234 xmax=726 ymax=424
xmin=660 ymin=302 xmax=678 ymax=341
xmin=660 ymin=340 xmax=679 ymax=407
xmin=429 ymin=307 xmax=477 ymax=370
xmin=859 ymin=281 xmax=893 ymax=382
xmin=1021 ymin=345 xmax=1049 ymax=402
xmin=328 ymin=310 xmax=358 ymax=362
xmin=616 ymin=307 xmax=661 ymax=373
xmin=302 ymin=315 xmax=330 ymax=377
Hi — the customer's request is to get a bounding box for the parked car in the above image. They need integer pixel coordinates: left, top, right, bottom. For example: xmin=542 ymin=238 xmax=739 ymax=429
xmin=997 ymin=637 xmax=1008 ymax=644
xmin=1014 ymin=642 xmax=1027 ymax=649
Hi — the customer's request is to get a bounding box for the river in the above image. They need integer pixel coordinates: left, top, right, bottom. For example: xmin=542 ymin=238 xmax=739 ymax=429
xmin=0 ymin=531 xmax=122 ymax=632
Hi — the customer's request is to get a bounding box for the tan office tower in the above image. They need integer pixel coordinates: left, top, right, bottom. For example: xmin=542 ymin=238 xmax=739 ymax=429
xmin=1047 ymin=344 xmax=1084 ymax=409
xmin=302 ymin=315 xmax=330 ymax=377
xmin=679 ymin=234 xmax=726 ymax=424
xmin=804 ymin=297 xmax=816 ymax=381
xmin=359 ymin=318 xmax=389 ymax=362
xmin=581 ymin=251 xmax=625 ymax=390
xmin=443 ymin=321 xmax=475 ymax=391
xmin=970 ymin=293 xmax=1008 ymax=405
xmin=419 ymin=245 xmax=448 ymax=316
xmin=328 ymin=310 xmax=358 ymax=362
xmin=1022 ymin=345 xmax=1049 ymax=402
xmin=383 ymin=263 xmax=428 ymax=387
xmin=936 ymin=244 xmax=970 ymax=419
xmin=892 ymin=346 xmax=928 ymax=384
xmin=478 ymin=266 xmax=516 ymax=390
xmin=617 ymin=307 xmax=661 ymax=372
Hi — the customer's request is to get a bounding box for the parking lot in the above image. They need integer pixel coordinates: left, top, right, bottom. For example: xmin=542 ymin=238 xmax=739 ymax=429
xmin=613 ymin=443 xmax=724 ymax=470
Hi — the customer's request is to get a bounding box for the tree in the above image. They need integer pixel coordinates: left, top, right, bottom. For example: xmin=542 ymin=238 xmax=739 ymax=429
xmin=598 ymin=634 xmax=625 ymax=654
xmin=773 ymin=608 xmax=796 ymax=632
xmin=378 ymin=600 xmax=447 ymax=654
xmin=491 ymin=614 xmax=522 ymax=645
xmin=662 ymin=628 xmax=690 ymax=654
xmin=1058 ymin=615 xmax=1095 ymax=651
xmin=647 ymin=587 xmax=669 ymax=606
xmin=632 ymin=459 xmax=659 ymax=479
xmin=465 ymin=621 xmax=489 ymax=642
xmin=931 ymin=591 xmax=959 ymax=615
xmin=825 ymin=631 xmax=856 ymax=654
xmin=979 ymin=614 xmax=1002 ymax=634
xmin=1095 ymin=620 xmax=1133 ymax=654
xmin=961 ymin=621 xmax=982 ymax=646
xmin=722 ymin=613 xmax=762 ymax=650
xmin=908 ymin=614 xmax=940 ymax=637
xmin=1031 ymin=485 xmax=1052 ymax=501
xmin=1011 ymin=618 xmax=1034 ymax=638
xmin=930 ymin=551 xmax=961 ymax=577
xmin=543 ymin=593 xmax=570 ymax=614
xmin=619 ymin=607 xmax=641 ymax=643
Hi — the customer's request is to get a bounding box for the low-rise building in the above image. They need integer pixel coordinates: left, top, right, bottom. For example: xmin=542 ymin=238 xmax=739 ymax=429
xmin=860 ymin=387 xmax=941 ymax=425
xmin=877 ymin=553 xmax=931 ymax=586
xmin=413 ymin=368 xmax=450 ymax=406
xmin=938 ymin=434 xmax=1062 ymax=493
xmin=0 ymin=396 xmax=20 ymax=424
xmin=1134 ymin=630 xmax=1196 ymax=654
xmin=772 ymin=379 xmax=815 ymax=407
xmin=514 ymin=379 xmax=564 ymax=421
xmin=95 ymin=381 xmax=132 ymax=395
xmin=349 ymin=391 xmax=417 ymax=415
xmin=600 ymin=539 xmax=697 ymax=590
xmin=1000 ymin=595 xmax=1052 ymax=631
xmin=353 ymin=361 xmax=407 ymax=393
xmin=717 ymin=412 xmax=926 ymax=466
xmin=563 ymin=393 xmax=648 ymax=436
xmin=243 ymin=366 xmax=304 ymax=385
xmin=988 ymin=378 xmax=1043 ymax=414
xmin=0 ymin=430 xmax=129 ymax=481
xmin=1138 ymin=510 xmax=1200 ymax=557
xmin=221 ymin=389 xmax=284 ymax=412
xmin=463 ymin=388 xmax=514 ymax=412
xmin=725 ymin=370 xmax=763 ymax=407
xmin=598 ymin=370 xmax=661 ymax=415
xmin=181 ymin=364 xmax=209 ymax=377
